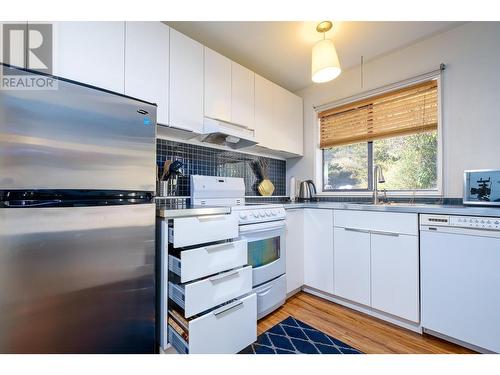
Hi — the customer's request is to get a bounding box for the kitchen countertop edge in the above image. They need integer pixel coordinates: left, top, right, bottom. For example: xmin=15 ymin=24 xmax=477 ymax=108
xmin=157 ymin=206 xmax=231 ymax=219
xmin=283 ymin=202 xmax=500 ymax=217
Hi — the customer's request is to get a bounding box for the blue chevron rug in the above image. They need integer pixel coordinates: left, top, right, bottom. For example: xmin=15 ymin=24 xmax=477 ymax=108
xmin=239 ymin=316 xmax=363 ymax=354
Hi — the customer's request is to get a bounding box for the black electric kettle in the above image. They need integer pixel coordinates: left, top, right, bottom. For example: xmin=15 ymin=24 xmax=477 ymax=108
xmin=298 ymin=180 xmax=317 ymax=201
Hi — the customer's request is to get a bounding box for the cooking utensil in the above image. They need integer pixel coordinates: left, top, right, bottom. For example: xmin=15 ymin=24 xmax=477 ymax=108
xmin=160 ymin=160 xmax=172 ymax=181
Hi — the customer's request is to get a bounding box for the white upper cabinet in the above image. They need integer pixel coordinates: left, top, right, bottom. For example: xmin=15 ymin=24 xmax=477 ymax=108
xmin=254 ymin=74 xmax=303 ymax=156
xmin=54 ymin=22 xmax=125 ymax=93
xmin=169 ymin=28 xmax=204 ymax=133
xmin=303 ymin=209 xmax=334 ymax=294
xmin=204 ymin=47 xmax=231 ymax=122
xmin=286 ymin=90 xmax=303 ymax=155
xmin=273 ymin=85 xmax=303 ymax=156
xmin=125 ymin=22 xmax=169 ymax=125
xmin=254 ymin=74 xmax=274 ymax=148
xmin=231 ymin=62 xmax=254 ymax=129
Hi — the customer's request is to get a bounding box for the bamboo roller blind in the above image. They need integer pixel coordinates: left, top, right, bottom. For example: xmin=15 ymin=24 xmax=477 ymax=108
xmin=319 ymin=80 xmax=438 ymax=148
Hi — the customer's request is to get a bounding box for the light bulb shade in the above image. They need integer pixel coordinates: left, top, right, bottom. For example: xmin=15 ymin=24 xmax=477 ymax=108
xmin=311 ymin=39 xmax=341 ymax=83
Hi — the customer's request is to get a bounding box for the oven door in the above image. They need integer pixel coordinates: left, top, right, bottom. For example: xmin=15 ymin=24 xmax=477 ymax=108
xmin=239 ymin=220 xmax=286 ymax=287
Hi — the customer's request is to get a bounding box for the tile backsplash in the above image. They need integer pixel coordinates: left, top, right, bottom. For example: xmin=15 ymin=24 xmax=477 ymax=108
xmin=156 ymin=139 xmax=286 ymax=196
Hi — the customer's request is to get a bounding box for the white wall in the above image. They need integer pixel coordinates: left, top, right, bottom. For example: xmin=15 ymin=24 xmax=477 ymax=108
xmin=288 ymin=22 xmax=500 ymax=198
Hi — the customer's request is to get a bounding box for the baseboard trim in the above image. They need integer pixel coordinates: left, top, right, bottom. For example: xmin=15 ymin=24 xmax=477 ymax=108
xmin=286 ymin=287 xmax=303 ymax=299
xmin=422 ymin=328 xmax=492 ymax=354
xmin=302 ymin=286 xmax=422 ymax=334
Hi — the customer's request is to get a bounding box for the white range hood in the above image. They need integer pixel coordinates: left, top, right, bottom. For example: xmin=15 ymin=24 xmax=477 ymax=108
xmin=200 ymin=117 xmax=257 ymax=149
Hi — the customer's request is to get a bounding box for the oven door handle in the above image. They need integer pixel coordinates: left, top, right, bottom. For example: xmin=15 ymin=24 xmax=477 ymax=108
xmin=239 ymin=222 xmax=286 ymax=234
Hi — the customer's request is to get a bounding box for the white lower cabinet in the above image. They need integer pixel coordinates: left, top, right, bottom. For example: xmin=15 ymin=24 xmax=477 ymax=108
xmin=169 ymin=265 xmax=253 ymax=318
xmin=370 ymin=233 xmax=419 ymax=322
xmin=160 ymin=216 xmax=256 ymax=354
xmin=169 ymin=213 xmax=239 ymax=248
xmin=285 ymin=209 xmax=304 ymax=294
xmin=168 ymin=293 xmax=257 ymax=354
xmin=333 ymin=227 xmax=371 ymax=306
xmin=303 ymin=209 xmax=334 ymax=294
xmin=332 ymin=210 xmax=419 ymax=322
xmin=168 ymin=239 xmax=247 ymax=283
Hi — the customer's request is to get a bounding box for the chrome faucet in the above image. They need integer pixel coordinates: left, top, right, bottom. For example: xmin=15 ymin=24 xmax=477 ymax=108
xmin=373 ymin=165 xmax=386 ymax=204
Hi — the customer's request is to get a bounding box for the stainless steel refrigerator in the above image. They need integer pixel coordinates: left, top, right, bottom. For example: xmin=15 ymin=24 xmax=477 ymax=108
xmin=0 ymin=64 xmax=157 ymax=353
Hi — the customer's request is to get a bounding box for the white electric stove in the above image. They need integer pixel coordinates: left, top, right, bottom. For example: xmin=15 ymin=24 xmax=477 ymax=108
xmin=191 ymin=175 xmax=287 ymax=319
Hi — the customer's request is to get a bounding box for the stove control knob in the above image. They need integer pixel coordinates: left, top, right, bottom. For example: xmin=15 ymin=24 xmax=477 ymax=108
xmin=239 ymin=212 xmax=248 ymax=220
xmin=265 ymin=210 xmax=271 ymax=216
xmin=252 ymin=212 xmax=259 ymax=218
xmin=259 ymin=212 xmax=265 ymax=218
xmin=271 ymin=210 xmax=277 ymax=216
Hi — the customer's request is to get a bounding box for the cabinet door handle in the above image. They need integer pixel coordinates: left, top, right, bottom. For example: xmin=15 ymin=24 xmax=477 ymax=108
xmin=344 ymin=227 xmax=370 ymax=234
xmin=208 ymin=269 xmax=241 ymax=282
xmin=213 ymin=301 xmax=244 ymax=317
xmin=204 ymin=242 xmax=234 ymax=252
xmin=256 ymin=285 xmax=273 ymax=297
xmin=370 ymin=230 xmax=400 ymax=237
xmin=197 ymin=215 xmax=227 ymax=222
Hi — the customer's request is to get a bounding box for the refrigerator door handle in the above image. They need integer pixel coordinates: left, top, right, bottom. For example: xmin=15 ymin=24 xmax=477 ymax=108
xmin=3 ymin=200 xmax=63 ymax=207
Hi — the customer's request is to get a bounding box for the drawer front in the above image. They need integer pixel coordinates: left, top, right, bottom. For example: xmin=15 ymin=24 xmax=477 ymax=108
xmin=171 ymin=213 xmax=239 ymax=247
xmin=184 ymin=266 xmax=253 ymax=317
xmin=189 ymin=293 xmax=257 ymax=353
xmin=254 ymin=274 xmax=286 ymax=319
xmin=334 ymin=210 xmax=418 ymax=236
xmin=173 ymin=240 xmax=248 ymax=283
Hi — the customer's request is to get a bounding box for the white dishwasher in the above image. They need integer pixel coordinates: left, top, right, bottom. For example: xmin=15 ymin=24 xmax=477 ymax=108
xmin=420 ymin=214 xmax=500 ymax=353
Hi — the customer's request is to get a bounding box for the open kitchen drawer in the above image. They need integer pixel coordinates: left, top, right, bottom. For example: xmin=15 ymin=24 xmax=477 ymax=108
xmin=169 ymin=265 xmax=253 ymax=318
xmin=168 ymin=293 xmax=257 ymax=354
xmin=168 ymin=213 xmax=239 ymax=248
xmin=168 ymin=239 xmax=248 ymax=283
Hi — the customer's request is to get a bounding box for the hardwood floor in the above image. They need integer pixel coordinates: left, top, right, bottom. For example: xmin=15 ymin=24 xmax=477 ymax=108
xmin=257 ymin=291 xmax=474 ymax=354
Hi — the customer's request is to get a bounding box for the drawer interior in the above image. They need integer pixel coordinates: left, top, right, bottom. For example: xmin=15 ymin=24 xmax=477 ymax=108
xmin=168 ymin=281 xmax=185 ymax=310
xmin=168 ymin=326 xmax=189 ymax=354
xmin=168 ymin=242 xmax=248 ymax=284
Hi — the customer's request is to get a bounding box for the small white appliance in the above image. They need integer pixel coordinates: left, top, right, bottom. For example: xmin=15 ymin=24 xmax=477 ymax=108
xmin=420 ymin=214 xmax=500 ymax=353
xmin=190 ymin=175 xmax=287 ymax=319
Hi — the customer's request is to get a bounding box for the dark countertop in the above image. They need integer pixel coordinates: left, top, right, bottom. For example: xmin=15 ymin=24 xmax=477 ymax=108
xmin=283 ymin=201 xmax=500 ymax=217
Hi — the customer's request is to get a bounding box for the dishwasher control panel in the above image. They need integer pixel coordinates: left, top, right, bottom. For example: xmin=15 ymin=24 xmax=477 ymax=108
xmin=421 ymin=214 xmax=500 ymax=230
xmin=450 ymin=216 xmax=500 ymax=230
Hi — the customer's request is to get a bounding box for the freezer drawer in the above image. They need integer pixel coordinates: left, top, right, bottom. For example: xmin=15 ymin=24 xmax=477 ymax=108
xmin=169 ymin=213 xmax=238 ymax=248
xmin=169 ymin=266 xmax=253 ymax=318
xmin=168 ymin=240 xmax=248 ymax=283
xmin=168 ymin=293 xmax=257 ymax=354
xmin=0 ymin=204 xmax=155 ymax=353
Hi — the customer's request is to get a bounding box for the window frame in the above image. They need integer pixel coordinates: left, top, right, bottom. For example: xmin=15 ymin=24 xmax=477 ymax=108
xmin=315 ymin=74 xmax=443 ymax=197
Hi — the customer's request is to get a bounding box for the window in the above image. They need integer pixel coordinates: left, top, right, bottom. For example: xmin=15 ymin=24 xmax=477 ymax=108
xmin=320 ymin=79 xmax=439 ymax=193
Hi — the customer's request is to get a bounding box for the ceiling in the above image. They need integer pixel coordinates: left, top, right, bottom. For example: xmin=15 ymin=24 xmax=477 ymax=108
xmin=166 ymin=21 xmax=463 ymax=92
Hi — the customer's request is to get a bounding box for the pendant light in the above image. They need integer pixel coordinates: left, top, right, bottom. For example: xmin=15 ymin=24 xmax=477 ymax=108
xmin=311 ymin=21 xmax=341 ymax=83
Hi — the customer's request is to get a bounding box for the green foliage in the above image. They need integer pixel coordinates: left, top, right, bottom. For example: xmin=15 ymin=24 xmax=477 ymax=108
xmin=324 ymin=131 xmax=437 ymax=191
